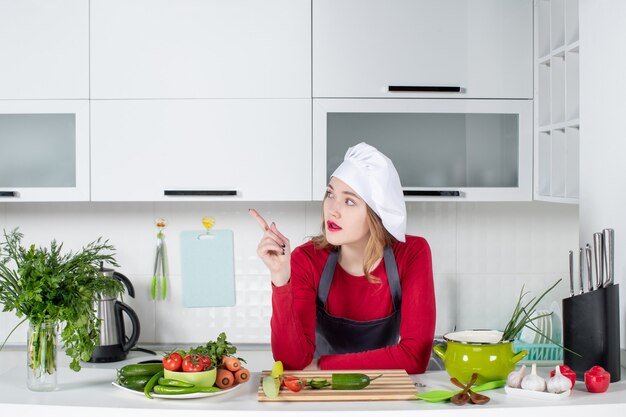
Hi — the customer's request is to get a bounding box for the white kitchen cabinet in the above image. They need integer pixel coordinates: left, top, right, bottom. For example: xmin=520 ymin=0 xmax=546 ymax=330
xmin=313 ymin=0 xmax=533 ymax=99
xmin=534 ymin=0 xmax=579 ymax=203
xmin=0 ymin=0 xmax=88 ymax=99
xmin=91 ymin=100 xmax=311 ymax=201
xmin=90 ymin=0 xmax=311 ymax=99
xmin=313 ymin=99 xmax=533 ymax=201
xmin=0 ymin=100 xmax=90 ymax=201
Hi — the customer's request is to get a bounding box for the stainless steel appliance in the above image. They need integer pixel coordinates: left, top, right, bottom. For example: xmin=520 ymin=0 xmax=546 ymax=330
xmin=89 ymin=266 xmax=140 ymax=362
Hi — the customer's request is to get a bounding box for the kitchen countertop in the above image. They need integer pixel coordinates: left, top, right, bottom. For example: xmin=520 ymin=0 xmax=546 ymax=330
xmin=1 ymin=346 xmax=625 ymax=417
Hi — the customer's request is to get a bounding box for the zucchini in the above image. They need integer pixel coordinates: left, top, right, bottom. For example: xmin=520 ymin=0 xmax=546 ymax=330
xmin=308 ymin=378 xmax=330 ymax=389
xmin=117 ymin=363 xmax=164 ymax=378
xmin=331 ymin=373 xmax=382 ymax=390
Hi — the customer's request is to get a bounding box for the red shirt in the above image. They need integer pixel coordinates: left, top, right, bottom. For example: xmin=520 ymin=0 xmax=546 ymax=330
xmin=271 ymin=235 xmax=436 ymax=374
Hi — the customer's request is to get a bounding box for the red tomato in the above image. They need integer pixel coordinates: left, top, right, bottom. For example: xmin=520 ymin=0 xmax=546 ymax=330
xmin=283 ymin=376 xmax=305 ymax=393
xmin=182 ymin=355 xmax=205 ymax=372
xmin=550 ymin=365 xmax=576 ymax=388
xmin=584 ymin=366 xmax=610 ymax=393
xmin=162 ymin=352 xmax=182 ymax=371
xmin=197 ymin=355 xmax=212 ymax=370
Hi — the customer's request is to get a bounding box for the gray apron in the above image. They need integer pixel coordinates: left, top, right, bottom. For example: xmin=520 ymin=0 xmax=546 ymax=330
xmin=314 ymin=245 xmax=402 ymax=357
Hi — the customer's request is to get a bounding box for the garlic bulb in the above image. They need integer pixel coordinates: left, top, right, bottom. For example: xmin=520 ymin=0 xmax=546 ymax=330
xmin=506 ymin=364 xmax=527 ymax=388
xmin=547 ymin=365 xmax=572 ymax=393
xmin=521 ymin=363 xmax=546 ymax=392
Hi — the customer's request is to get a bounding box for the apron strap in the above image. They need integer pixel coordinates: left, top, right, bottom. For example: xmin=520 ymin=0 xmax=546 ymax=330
xmin=383 ymin=245 xmax=402 ymax=312
xmin=316 ymin=250 xmax=339 ymax=307
xmin=317 ymin=246 xmax=402 ymax=312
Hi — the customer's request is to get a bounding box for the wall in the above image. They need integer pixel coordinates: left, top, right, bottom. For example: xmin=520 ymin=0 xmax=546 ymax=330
xmin=580 ymin=0 xmax=626 ymax=351
xmin=0 ymin=201 xmax=577 ymax=347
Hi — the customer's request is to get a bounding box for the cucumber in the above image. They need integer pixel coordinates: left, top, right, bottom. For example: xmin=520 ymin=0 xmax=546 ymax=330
xmin=117 ymin=375 xmax=152 ymax=391
xmin=331 ymin=373 xmax=382 ymax=390
xmin=117 ymin=363 xmax=164 ymax=378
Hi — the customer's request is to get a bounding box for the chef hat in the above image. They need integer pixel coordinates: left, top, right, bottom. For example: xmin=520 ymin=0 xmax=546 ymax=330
xmin=331 ymin=142 xmax=406 ymax=242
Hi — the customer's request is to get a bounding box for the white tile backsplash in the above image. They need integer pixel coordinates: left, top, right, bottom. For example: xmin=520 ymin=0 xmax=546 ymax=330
xmin=0 ymin=200 xmax=578 ymax=346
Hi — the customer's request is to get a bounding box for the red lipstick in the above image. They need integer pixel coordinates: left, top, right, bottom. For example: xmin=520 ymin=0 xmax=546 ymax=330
xmin=326 ymin=221 xmax=342 ymax=231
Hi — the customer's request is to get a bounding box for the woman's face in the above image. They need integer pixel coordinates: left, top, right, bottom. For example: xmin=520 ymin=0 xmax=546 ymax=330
xmin=323 ymin=177 xmax=370 ymax=247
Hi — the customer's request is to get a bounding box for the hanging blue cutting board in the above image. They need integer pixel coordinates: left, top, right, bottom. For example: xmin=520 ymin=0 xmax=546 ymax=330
xmin=180 ymin=229 xmax=235 ymax=307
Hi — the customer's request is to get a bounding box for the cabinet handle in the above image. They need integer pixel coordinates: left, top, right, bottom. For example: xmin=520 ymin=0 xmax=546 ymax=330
xmin=403 ymin=190 xmax=460 ymax=197
xmin=164 ymin=190 xmax=237 ymax=196
xmin=0 ymin=191 xmax=18 ymax=197
xmin=388 ymin=86 xmax=463 ymax=93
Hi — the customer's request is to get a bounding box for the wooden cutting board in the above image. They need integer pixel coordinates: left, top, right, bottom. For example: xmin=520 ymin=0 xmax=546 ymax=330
xmin=257 ymin=369 xmax=417 ymax=402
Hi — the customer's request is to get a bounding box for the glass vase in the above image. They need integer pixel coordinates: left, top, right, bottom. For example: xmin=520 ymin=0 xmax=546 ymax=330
xmin=26 ymin=320 xmax=58 ymax=391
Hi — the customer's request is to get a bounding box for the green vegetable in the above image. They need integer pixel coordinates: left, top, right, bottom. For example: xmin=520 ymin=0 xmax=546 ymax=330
xmin=118 ymin=375 xmax=152 ymax=391
xmin=415 ymin=380 xmax=506 ymax=403
xmin=118 ymin=363 xmax=164 ymax=378
xmin=157 ymin=377 xmax=194 ymax=388
xmin=186 ymin=332 xmax=244 ymax=368
xmin=0 ymin=229 xmax=124 ymax=372
xmin=144 ymin=370 xmax=164 ymax=399
xmin=153 ymin=385 xmax=221 ymax=395
xmin=331 ymin=373 xmax=382 ymax=390
xmin=501 ymin=279 xmax=561 ymax=342
xmin=308 ymin=378 xmax=330 ymax=389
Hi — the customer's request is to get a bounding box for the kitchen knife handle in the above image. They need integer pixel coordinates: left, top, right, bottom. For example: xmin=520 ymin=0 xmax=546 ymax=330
xmin=603 ymin=228 xmax=614 ymax=287
xmin=403 ymin=190 xmax=461 ymax=197
xmin=0 ymin=191 xmax=18 ymax=197
xmin=164 ymin=190 xmax=237 ymax=196
xmin=568 ymin=250 xmax=574 ymax=297
xmin=593 ymin=233 xmax=604 ymax=290
xmin=585 ymin=244 xmax=593 ymax=292
xmin=578 ymin=247 xmax=584 ymax=294
xmin=388 ymin=85 xmax=463 ymax=93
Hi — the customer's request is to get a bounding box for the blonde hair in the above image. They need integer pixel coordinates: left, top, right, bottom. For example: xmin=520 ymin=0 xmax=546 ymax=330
xmin=311 ymin=205 xmax=396 ymax=284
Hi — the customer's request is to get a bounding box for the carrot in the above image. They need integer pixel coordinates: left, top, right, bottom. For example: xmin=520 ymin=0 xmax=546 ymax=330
xmin=221 ymin=355 xmax=241 ymax=372
xmin=216 ymin=368 xmax=235 ymax=389
xmin=234 ymin=367 xmax=250 ymax=384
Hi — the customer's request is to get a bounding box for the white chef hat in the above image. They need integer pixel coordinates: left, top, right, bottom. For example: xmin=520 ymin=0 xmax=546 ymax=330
xmin=331 ymin=142 xmax=406 ymax=242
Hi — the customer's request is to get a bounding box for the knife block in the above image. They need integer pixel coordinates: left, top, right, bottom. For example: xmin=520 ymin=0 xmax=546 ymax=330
xmin=562 ymin=284 xmax=620 ymax=382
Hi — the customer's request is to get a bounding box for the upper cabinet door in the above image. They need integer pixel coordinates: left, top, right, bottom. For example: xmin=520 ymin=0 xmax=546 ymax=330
xmin=0 ymin=0 xmax=89 ymax=99
xmin=91 ymin=99 xmax=311 ymax=201
xmin=90 ymin=0 xmax=311 ymax=99
xmin=313 ymin=0 xmax=533 ymax=99
xmin=0 ymin=100 xmax=90 ymax=202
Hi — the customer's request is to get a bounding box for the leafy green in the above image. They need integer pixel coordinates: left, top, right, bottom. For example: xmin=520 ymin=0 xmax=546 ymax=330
xmin=0 ymin=228 xmax=124 ymax=372
xmin=185 ymin=332 xmax=245 ymax=367
xmin=501 ymin=279 xmax=561 ymax=342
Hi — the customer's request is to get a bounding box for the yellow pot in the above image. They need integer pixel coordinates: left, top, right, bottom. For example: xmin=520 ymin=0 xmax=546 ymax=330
xmin=433 ymin=330 xmax=527 ymax=385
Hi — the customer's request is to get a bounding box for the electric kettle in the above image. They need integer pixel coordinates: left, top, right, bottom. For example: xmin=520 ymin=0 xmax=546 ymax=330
xmin=89 ymin=266 xmax=141 ymax=362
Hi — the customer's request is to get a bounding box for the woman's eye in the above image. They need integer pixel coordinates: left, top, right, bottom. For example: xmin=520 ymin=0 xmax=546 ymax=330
xmin=325 ymin=190 xmax=334 ymax=198
xmin=346 ymin=199 xmax=355 ymax=206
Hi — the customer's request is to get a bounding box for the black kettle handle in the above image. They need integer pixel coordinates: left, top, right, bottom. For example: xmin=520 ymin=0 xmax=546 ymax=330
xmin=113 ymin=272 xmax=135 ymax=298
xmin=116 ymin=301 xmax=141 ymax=353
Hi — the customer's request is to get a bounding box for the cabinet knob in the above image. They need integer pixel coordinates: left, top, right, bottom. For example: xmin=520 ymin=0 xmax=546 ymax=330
xmin=0 ymin=191 xmax=18 ymax=197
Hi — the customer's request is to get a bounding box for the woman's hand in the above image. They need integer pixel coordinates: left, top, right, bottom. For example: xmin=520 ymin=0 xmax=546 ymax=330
xmin=249 ymin=208 xmax=291 ymax=287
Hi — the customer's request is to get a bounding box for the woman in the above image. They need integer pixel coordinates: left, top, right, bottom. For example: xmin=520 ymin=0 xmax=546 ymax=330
xmin=250 ymin=143 xmax=435 ymax=374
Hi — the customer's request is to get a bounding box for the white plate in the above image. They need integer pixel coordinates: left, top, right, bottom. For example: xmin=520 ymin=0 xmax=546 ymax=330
xmin=112 ymin=381 xmax=242 ymax=399
xmin=505 ymin=385 xmax=571 ymax=400
xmin=550 ymin=301 xmax=562 ymax=343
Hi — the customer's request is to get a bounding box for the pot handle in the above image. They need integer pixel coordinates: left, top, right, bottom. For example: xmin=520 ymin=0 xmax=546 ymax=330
xmin=433 ymin=344 xmax=447 ymax=360
xmin=511 ymin=350 xmax=528 ymax=364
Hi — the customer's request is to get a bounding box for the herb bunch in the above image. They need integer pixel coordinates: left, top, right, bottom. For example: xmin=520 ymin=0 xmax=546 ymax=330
xmin=501 ymin=278 xmax=561 ymax=342
xmin=0 ymin=229 xmax=124 ymax=371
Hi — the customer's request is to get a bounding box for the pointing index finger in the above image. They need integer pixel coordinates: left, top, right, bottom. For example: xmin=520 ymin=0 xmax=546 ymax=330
xmin=249 ymin=208 xmax=269 ymax=231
